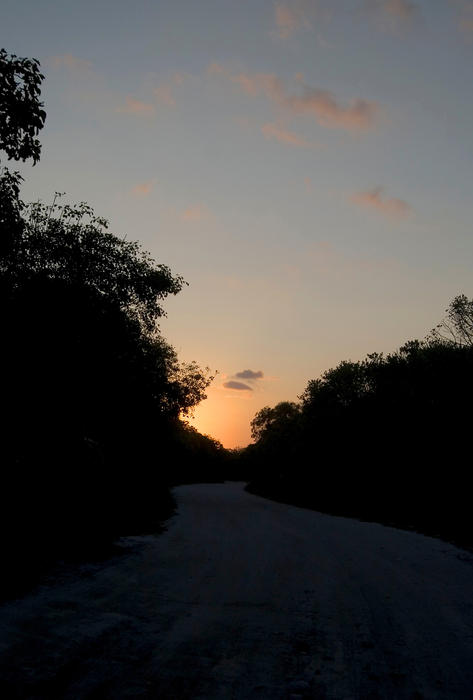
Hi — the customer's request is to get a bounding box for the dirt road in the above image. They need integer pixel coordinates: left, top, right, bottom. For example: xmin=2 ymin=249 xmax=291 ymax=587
xmin=1 ymin=482 xmax=473 ymax=699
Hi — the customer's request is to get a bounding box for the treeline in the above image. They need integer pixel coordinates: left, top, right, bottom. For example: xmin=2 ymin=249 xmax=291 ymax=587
xmin=0 ymin=49 xmax=228 ymax=596
xmin=242 ymin=298 xmax=473 ymax=549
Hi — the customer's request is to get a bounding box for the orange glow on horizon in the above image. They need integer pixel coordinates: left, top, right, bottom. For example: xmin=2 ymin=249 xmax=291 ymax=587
xmin=187 ymin=388 xmax=256 ymax=449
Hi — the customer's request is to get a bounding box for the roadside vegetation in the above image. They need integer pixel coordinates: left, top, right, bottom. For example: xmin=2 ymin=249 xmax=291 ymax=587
xmin=241 ymin=296 xmax=473 ymax=549
xmin=0 ymin=48 xmax=227 ymax=597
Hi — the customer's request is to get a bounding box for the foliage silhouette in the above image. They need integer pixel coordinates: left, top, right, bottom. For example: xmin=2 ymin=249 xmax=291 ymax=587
xmin=8 ymin=198 xmax=185 ymax=330
xmin=251 ymin=402 xmax=301 ymax=443
xmin=0 ymin=48 xmax=46 ymax=273
xmin=0 ymin=167 xmax=23 ymax=261
xmin=243 ymin=310 xmax=473 ymax=550
xmin=0 ymin=49 xmax=227 ymax=597
xmin=0 ymin=48 xmax=46 ymax=164
xmin=427 ymin=294 xmax=473 ymax=347
xmin=1 ymin=195 xmax=220 ymax=596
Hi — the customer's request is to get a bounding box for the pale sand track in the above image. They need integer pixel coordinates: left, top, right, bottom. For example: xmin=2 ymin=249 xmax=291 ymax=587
xmin=1 ymin=482 xmax=473 ymax=698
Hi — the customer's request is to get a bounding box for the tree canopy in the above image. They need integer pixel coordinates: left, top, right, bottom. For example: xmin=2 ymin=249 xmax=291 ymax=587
xmin=1 ymin=48 xmax=46 ymax=261
xmin=0 ymin=48 xmax=224 ymax=594
xmin=5 ymin=197 xmax=185 ymax=332
xmin=427 ymin=294 xmax=473 ymax=347
xmin=0 ymin=48 xmax=46 ymax=164
xmin=251 ymin=402 xmax=301 ymax=443
xmin=243 ymin=299 xmax=473 ymax=548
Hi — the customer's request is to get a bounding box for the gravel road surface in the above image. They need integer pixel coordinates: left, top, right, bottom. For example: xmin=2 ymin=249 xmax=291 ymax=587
xmin=1 ymin=482 xmax=473 ymax=699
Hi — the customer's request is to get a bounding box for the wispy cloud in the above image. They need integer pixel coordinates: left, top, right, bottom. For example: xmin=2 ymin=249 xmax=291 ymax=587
xmin=287 ymin=88 xmax=378 ymax=131
xmin=275 ymin=4 xmax=300 ymax=39
xmin=153 ymin=72 xmax=187 ymax=107
xmin=235 ymin=370 xmax=264 ymax=380
xmin=223 ymin=380 xmax=253 ymax=391
xmin=386 ymin=0 xmax=417 ymax=19
xmin=180 ymin=204 xmax=210 ymax=222
xmin=154 ymin=85 xmax=176 ymax=106
xmin=131 ymin=179 xmax=155 ymax=197
xmin=451 ymin=0 xmax=473 ymax=36
xmin=48 ymin=54 xmax=93 ymax=72
xmin=274 ymin=2 xmax=311 ymax=39
xmin=274 ymin=1 xmax=417 ymax=38
xmin=172 ymin=72 xmax=186 ymax=85
xmin=272 ymin=1 xmax=330 ymax=40
xmin=261 ymin=122 xmax=318 ymax=147
xmin=211 ymin=66 xmax=380 ymax=132
xmin=209 ymin=66 xmax=285 ymax=105
xmin=207 ymin=62 xmax=226 ymax=76
xmin=364 ymin=0 xmax=418 ymax=30
xmin=460 ymin=16 xmax=473 ymax=33
xmin=116 ymin=96 xmax=155 ymax=116
xmin=351 ymin=187 xmax=412 ymax=218
xmin=231 ymin=72 xmax=285 ymax=100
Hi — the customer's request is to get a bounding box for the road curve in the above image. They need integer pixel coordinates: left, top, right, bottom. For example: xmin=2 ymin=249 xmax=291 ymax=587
xmin=1 ymin=482 xmax=473 ymax=699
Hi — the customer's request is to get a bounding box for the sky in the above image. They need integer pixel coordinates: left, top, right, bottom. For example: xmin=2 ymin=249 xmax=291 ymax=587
xmin=3 ymin=0 xmax=473 ymax=447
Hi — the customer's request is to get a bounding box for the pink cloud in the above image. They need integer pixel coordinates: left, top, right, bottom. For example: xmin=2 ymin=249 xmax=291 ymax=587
xmin=275 ymin=3 xmax=306 ymax=38
xmin=48 ymin=54 xmax=92 ymax=71
xmin=364 ymin=0 xmax=418 ymax=30
xmin=261 ymin=122 xmax=317 ymax=148
xmin=154 ymin=85 xmax=176 ymax=106
xmin=287 ymin=88 xmax=378 ymax=131
xmin=117 ymin=96 xmax=155 ymax=116
xmin=153 ymin=73 xmax=187 ymax=107
xmin=274 ymin=1 xmax=417 ymax=38
xmin=209 ymin=65 xmax=284 ymax=100
xmin=180 ymin=204 xmax=209 ymax=222
xmin=207 ymin=63 xmax=226 ymax=75
xmin=381 ymin=0 xmax=417 ymax=19
xmin=273 ymin=1 xmax=326 ymax=39
xmin=172 ymin=72 xmax=186 ymax=85
xmin=453 ymin=0 xmax=473 ymax=35
xmin=211 ymin=66 xmax=379 ymax=132
xmin=231 ymin=72 xmax=285 ymax=101
xmin=131 ymin=180 xmax=155 ymax=197
xmin=351 ymin=187 xmax=412 ymax=219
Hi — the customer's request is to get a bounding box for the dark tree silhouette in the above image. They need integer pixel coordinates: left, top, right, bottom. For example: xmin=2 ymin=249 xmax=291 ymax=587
xmin=1 ymin=196 xmax=216 ymax=575
xmin=427 ymin=294 xmax=473 ymax=347
xmin=0 ymin=167 xmax=23 ymax=259
xmin=7 ymin=197 xmax=185 ymax=329
xmin=244 ymin=300 xmax=473 ymax=549
xmin=0 ymin=48 xmax=45 ymax=164
xmin=0 ymin=49 xmax=226 ymax=597
xmin=251 ymin=402 xmax=301 ymax=443
xmin=1 ymin=48 xmax=45 ymax=271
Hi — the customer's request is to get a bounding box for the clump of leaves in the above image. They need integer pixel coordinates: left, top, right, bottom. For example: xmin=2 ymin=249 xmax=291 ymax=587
xmin=0 ymin=48 xmax=46 ymax=164
xmin=8 ymin=195 xmax=186 ymax=333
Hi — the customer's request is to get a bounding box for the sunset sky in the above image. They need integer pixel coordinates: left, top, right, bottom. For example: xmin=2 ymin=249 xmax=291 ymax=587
xmin=4 ymin=0 xmax=473 ymax=447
